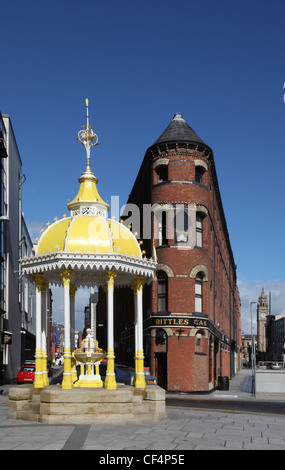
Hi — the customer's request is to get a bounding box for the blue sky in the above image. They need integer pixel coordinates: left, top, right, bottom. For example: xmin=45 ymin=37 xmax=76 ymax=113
xmin=1 ymin=0 xmax=285 ymax=332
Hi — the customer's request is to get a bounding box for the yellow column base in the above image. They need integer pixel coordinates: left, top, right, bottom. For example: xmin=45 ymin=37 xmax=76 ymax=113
xmin=61 ymin=349 xmax=73 ymax=390
xmin=134 ymin=350 xmax=146 ymax=389
xmin=33 ymin=350 xmax=44 ymax=389
xmin=33 ymin=373 xmax=44 ymax=389
xmin=42 ymin=372 xmax=49 ymax=386
xmin=42 ymin=351 xmax=49 ymax=386
xmin=72 ymin=371 xmax=78 ymax=382
xmin=71 ymin=356 xmax=78 ymax=383
xmin=104 ymin=374 xmax=117 ymax=390
xmin=104 ymin=349 xmax=117 ymax=390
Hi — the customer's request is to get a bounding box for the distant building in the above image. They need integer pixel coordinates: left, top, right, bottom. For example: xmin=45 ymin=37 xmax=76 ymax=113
xmin=51 ymin=322 xmax=61 ymax=359
xmin=273 ymin=314 xmax=285 ymax=360
xmin=83 ymin=289 xmax=98 ymax=337
xmin=257 ymin=288 xmax=269 ymax=358
xmin=241 ymin=334 xmax=257 ymax=367
xmin=0 ymin=112 xmax=8 ymax=384
xmin=0 ymin=113 xmax=35 ymax=384
xmin=20 ymin=217 xmax=36 ymax=363
xmin=254 ymin=289 xmax=285 ymax=362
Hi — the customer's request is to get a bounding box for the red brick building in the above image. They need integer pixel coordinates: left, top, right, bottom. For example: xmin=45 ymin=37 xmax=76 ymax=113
xmin=98 ymin=113 xmax=241 ymax=392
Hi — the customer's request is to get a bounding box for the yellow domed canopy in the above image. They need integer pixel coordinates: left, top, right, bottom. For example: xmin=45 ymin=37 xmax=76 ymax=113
xmin=36 ymin=215 xmax=141 ymax=258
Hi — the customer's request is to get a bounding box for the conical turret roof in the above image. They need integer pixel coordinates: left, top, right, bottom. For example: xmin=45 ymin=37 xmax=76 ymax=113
xmin=151 ymin=113 xmax=211 ymax=150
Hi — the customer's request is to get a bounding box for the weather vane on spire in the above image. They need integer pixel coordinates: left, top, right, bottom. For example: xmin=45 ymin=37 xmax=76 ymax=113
xmin=77 ymin=99 xmax=99 ymax=170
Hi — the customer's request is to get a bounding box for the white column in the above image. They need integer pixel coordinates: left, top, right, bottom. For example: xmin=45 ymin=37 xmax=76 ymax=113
xmin=104 ymin=271 xmax=117 ymax=390
xmin=41 ymin=281 xmax=49 ymax=386
xmin=36 ymin=282 xmax=42 ymax=352
xmin=132 ymin=277 xmax=146 ymax=388
xmin=60 ymin=270 xmax=73 ymax=389
xmin=136 ymin=284 xmax=143 ymax=351
xmin=33 ymin=275 xmax=44 ymax=388
xmin=70 ymin=285 xmax=77 ymax=351
xmin=90 ymin=286 xmax=97 ymax=338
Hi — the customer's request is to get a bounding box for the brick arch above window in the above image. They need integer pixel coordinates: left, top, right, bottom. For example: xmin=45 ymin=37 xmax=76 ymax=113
xmin=153 ymin=158 xmax=169 ymax=169
xmin=150 ymin=327 xmax=173 ymax=337
xmin=189 ymin=328 xmax=209 ymax=339
xmin=194 ymin=159 xmax=208 ymax=172
xmin=196 ymin=204 xmax=209 ymax=217
xmin=189 ymin=265 xmax=208 ymax=281
xmin=154 ymin=264 xmax=175 ymax=279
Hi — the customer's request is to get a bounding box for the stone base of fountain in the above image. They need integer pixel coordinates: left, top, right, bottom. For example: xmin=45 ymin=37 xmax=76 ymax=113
xmin=7 ymin=384 xmax=167 ymax=424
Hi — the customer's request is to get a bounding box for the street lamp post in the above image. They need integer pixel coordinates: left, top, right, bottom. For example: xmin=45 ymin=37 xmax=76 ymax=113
xmin=250 ymin=301 xmax=257 ymax=397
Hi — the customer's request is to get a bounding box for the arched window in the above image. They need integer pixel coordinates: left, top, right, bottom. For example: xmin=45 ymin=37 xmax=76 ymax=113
xmin=161 ymin=211 xmax=168 ymax=245
xmin=157 ymin=271 xmax=168 ymax=312
xmin=195 ymin=330 xmax=205 ymax=353
xmin=196 ymin=211 xmax=207 ymax=248
xmin=196 ymin=214 xmax=203 ymax=247
xmin=156 ymin=210 xmax=168 ymax=246
xmin=174 ymin=209 xmax=191 ymax=244
xmin=195 ymin=332 xmax=202 ymax=347
xmin=195 ymin=166 xmax=205 ymax=184
xmin=156 ymin=165 xmax=168 ymax=183
xmin=153 ymin=158 xmax=169 ymax=185
xmin=195 ymin=273 xmax=203 ymax=313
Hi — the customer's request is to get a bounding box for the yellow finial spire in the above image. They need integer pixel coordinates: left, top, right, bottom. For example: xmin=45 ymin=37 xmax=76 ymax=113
xmin=86 ymin=99 xmax=89 ymax=129
xmin=69 ymin=100 xmax=109 ymax=215
xmin=77 ymin=99 xmax=99 ymax=174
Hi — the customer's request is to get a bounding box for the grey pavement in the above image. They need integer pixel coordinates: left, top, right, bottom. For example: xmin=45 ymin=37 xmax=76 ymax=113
xmin=1 ymin=369 xmax=285 ymax=451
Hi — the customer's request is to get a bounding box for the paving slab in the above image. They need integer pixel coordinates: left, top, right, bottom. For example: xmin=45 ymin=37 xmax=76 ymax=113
xmin=1 ymin=369 xmax=285 ymax=450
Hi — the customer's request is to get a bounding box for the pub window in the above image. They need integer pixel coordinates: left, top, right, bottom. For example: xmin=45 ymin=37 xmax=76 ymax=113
xmin=157 ymin=271 xmax=168 ymax=312
xmin=195 ymin=273 xmax=203 ymax=313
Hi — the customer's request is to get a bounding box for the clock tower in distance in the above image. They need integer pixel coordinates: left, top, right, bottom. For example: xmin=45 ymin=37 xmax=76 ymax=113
xmin=257 ymin=288 xmax=269 ymax=357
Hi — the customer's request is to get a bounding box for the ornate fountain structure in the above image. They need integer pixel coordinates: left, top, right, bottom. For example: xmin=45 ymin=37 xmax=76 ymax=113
xmin=73 ymin=329 xmax=106 ymax=388
xmin=8 ymin=99 xmax=166 ymax=424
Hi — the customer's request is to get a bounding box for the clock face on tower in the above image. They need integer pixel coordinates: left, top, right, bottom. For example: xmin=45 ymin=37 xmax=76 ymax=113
xmin=261 ymin=313 xmax=266 ymax=318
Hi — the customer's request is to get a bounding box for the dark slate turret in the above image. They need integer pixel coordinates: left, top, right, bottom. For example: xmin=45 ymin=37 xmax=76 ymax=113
xmin=151 ymin=113 xmax=211 ymax=152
